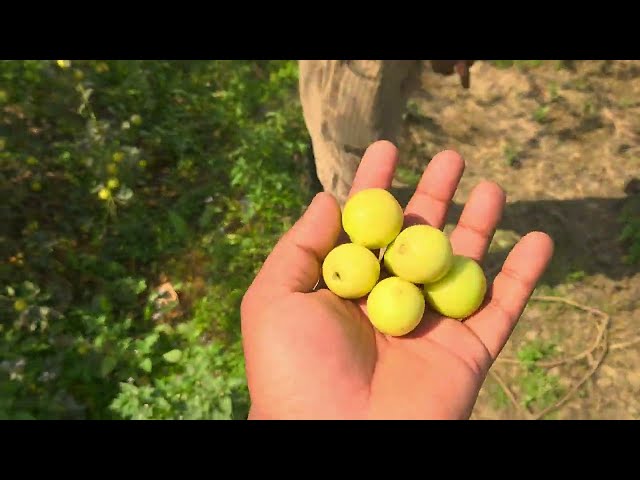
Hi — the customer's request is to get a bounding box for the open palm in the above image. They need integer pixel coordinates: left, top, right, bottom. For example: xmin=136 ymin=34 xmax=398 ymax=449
xmin=241 ymin=141 xmax=553 ymax=419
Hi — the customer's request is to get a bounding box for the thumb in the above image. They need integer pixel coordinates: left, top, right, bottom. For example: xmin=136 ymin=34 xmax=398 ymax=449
xmin=246 ymin=192 xmax=342 ymax=303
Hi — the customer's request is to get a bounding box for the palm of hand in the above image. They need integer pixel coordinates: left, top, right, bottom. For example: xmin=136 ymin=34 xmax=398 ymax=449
xmin=242 ymin=142 xmax=553 ymax=420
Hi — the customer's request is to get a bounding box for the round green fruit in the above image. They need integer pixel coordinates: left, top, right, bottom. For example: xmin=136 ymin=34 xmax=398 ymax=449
xmin=367 ymin=276 xmax=425 ymax=336
xmin=423 ymin=255 xmax=487 ymax=319
xmin=130 ymin=114 xmax=143 ymax=126
xmin=383 ymin=224 xmax=453 ymax=284
xmin=342 ymin=188 xmax=404 ymax=249
xmin=322 ymin=243 xmax=380 ymax=299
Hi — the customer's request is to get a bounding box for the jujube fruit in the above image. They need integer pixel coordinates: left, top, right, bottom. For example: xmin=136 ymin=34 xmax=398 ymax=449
xmin=341 ymin=188 xmax=404 ymax=249
xmin=367 ymin=276 xmax=426 ymax=336
xmin=423 ymin=255 xmax=487 ymax=319
xmin=322 ymin=243 xmax=380 ymax=299
xmin=383 ymin=224 xmax=453 ymax=284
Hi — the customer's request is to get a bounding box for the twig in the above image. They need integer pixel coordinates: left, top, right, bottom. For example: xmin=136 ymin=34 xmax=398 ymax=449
xmin=488 ymin=369 xmax=533 ymax=420
xmin=530 ymin=295 xmax=608 ymax=316
xmin=609 ymin=336 xmax=640 ymax=351
xmin=496 ymin=296 xmax=609 ymax=368
xmin=532 ymin=326 xmax=609 ymax=420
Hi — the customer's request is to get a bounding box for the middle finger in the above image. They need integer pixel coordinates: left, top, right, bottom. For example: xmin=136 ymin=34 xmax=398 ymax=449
xmin=448 ymin=181 xmax=506 ymax=262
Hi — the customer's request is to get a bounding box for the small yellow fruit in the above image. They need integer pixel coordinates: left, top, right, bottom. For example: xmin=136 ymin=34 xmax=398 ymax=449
xmin=367 ymin=276 xmax=425 ymax=336
xmin=95 ymin=62 xmax=109 ymax=73
xmin=130 ymin=114 xmax=142 ymax=126
xmin=384 ymin=224 xmax=453 ymax=284
xmin=107 ymin=178 xmax=120 ymax=190
xmin=30 ymin=181 xmax=42 ymax=192
xmin=73 ymin=69 xmax=84 ymax=81
xmin=56 ymin=60 xmax=71 ymax=69
xmin=112 ymin=151 xmax=125 ymax=163
xmin=424 ymin=255 xmax=487 ymax=320
xmin=98 ymin=188 xmax=111 ymax=200
xmin=322 ymin=243 xmax=380 ymax=299
xmin=14 ymin=299 xmax=27 ymax=312
xmin=106 ymin=163 xmax=118 ymax=175
xmin=342 ymin=188 xmax=404 ymax=249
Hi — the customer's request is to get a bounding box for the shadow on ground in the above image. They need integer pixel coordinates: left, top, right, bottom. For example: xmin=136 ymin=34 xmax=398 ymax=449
xmin=392 ymin=187 xmax=640 ymax=286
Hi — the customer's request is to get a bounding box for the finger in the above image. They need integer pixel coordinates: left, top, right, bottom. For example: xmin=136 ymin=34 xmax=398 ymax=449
xmin=464 ymin=232 xmax=554 ymax=360
xmin=403 ymin=150 xmax=465 ymax=229
xmin=348 ymin=140 xmax=399 ymax=198
xmin=448 ymin=181 xmax=506 ymax=262
xmin=245 ymin=192 xmax=342 ymax=306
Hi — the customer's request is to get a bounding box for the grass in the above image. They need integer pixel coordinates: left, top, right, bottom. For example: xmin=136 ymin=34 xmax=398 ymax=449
xmin=491 ymin=60 xmax=544 ymax=70
xmin=533 ymin=105 xmax=551 ymax=124
xmin=619 ymin=97 xmax=636 ymax=109
xmin=517 ymin=340 xmax=564 ymax=411
xmin=503 ymin=142 xmax=522 ymax=167
xmin=548 ymin=82 xmax=560 ymax=102
xmin=394 ymin=166 xmax=422 ymax=187
xmin=489 ymin=338 xmax=565 ymax=414
xmin=489 ymin=381 xmax=510 ymax=410
xmin=565 ymin=270 xmax=586 ymax=283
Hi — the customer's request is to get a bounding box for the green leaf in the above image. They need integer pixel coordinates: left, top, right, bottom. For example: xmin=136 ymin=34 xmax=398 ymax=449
xmin=168 ymin=210 xmax=189 ymax=240
xmin=154 ymin=324 xmax=174 ymax=335
xmin=219 ymin=396 xmax=232 ymax=418
xmin=101 ymin=356 xmax=118 ymax=377
xmin=135 ymin=279 xmax=147 ymax=295
xmin=13 ymin=412 xmax=36 ymax=420
xmin=142 ymin=332 xmax=160 ymax=350
xmin=140 ymin=358 xmax=152 ymax=373
xmin=620 ymin=224 xmax=635 ymax=241
xmin=163 ymin=349 xmax=182 ymax=363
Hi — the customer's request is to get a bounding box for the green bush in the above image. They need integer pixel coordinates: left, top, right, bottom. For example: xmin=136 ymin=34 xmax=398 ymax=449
xmin=0 ymin=60 xmax=312 ymax=419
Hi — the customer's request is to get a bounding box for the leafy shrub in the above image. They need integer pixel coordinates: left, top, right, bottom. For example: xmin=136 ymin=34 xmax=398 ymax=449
xmin=1 ymin=60 xmax=312 ymax=419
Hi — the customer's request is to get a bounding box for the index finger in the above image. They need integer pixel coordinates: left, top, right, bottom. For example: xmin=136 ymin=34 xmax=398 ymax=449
xmin=348 ymin=140 xmax=399 ymax=198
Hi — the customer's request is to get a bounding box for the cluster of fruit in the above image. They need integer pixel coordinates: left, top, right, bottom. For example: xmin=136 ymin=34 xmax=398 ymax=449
xmin=322 ymin=188 xmax=487 ymax=336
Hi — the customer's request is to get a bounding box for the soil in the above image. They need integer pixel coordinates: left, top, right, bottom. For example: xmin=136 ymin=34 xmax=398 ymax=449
xmin=394 ymin=60 xmax=640 ymax=420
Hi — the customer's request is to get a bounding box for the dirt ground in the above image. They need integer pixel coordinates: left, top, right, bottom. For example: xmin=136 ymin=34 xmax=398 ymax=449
xmin=394 ymin=60 xmax=640 ymax=420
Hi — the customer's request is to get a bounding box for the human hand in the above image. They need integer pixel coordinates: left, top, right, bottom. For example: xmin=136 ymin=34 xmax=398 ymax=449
xmin=430 ymin=60 xmax=475 ymax=88
xmin=241 ymin=141 xmax=553 ymax=419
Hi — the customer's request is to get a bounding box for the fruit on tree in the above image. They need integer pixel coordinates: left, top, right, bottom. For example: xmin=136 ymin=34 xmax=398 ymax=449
xmin=98 ymin=188 xmax=110 ymax=200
